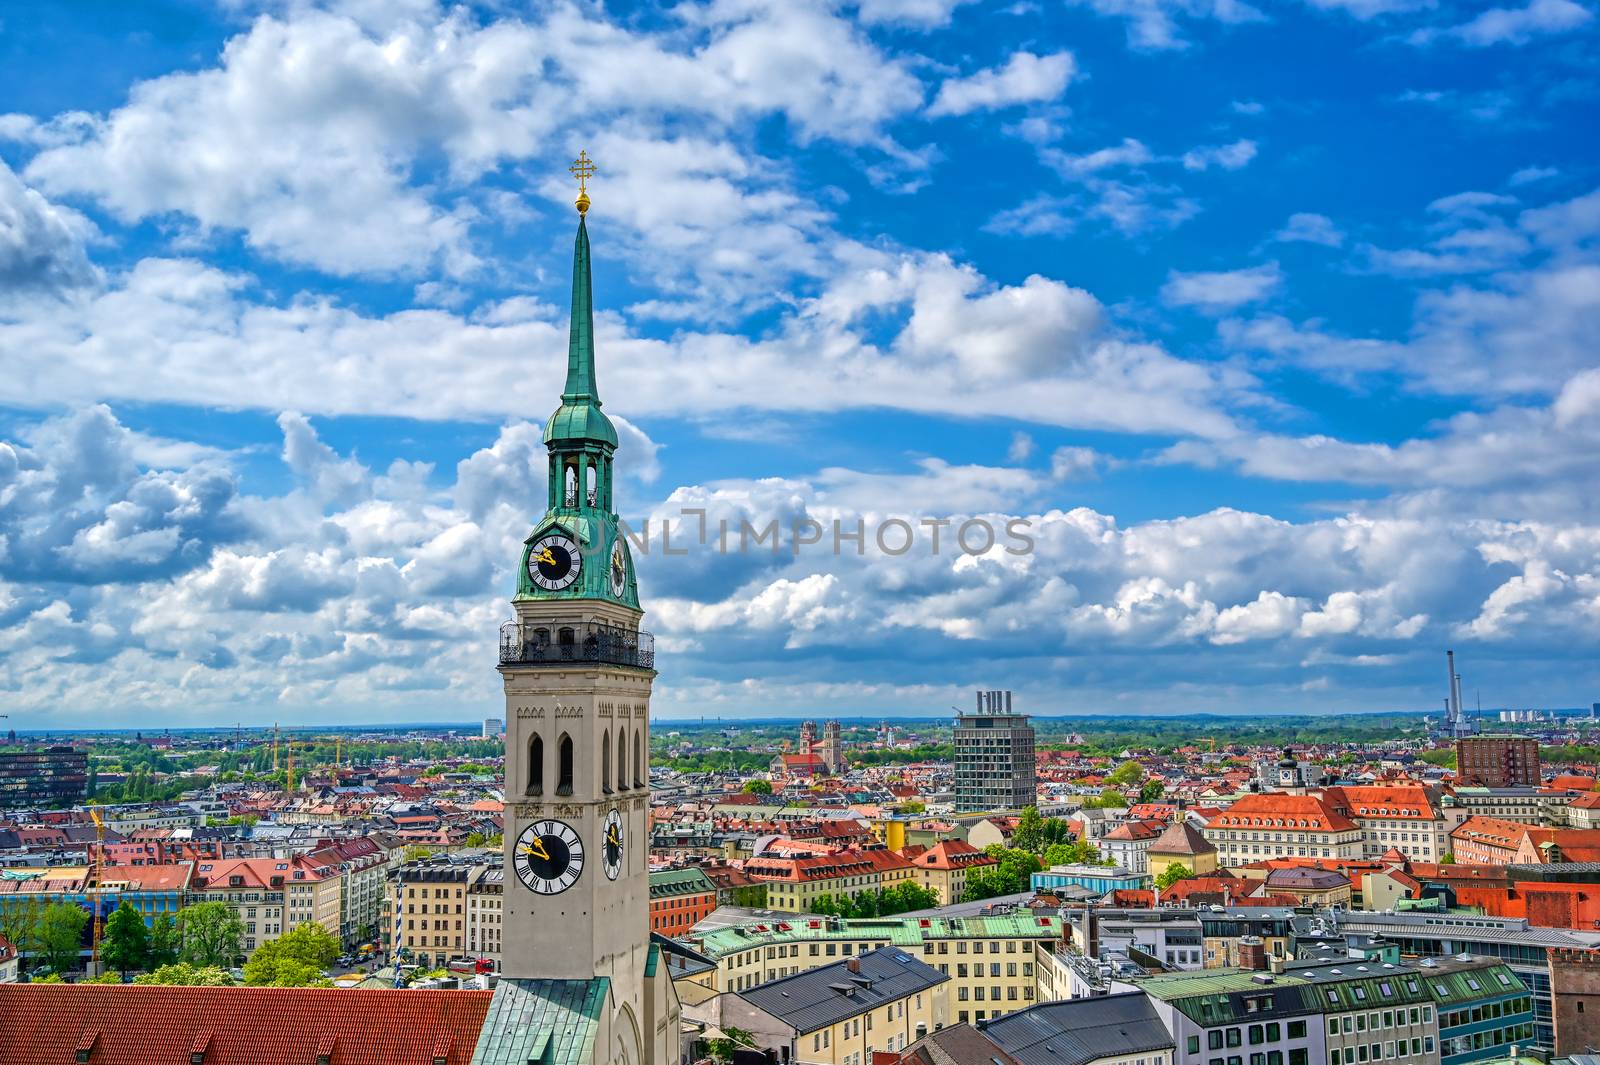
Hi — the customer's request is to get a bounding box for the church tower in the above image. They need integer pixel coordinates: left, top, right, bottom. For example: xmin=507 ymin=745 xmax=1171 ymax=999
xmin=494 ymin=152 xmax=663 ymax=1064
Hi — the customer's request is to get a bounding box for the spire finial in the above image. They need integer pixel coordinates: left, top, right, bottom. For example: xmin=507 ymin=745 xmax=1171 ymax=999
xmin=569 ymin=149 xmax=597 ymax=216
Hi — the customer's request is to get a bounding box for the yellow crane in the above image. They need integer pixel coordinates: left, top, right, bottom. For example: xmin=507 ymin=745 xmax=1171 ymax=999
xmin=272 ymin=724 xmax=281 ymax=773
xmin=88 ymin=807 xmax=105 ymax=971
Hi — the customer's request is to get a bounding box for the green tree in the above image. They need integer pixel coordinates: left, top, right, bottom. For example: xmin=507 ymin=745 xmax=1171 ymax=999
xmin=465 ymin=832 xmax=487 ymax=847
xmin=244 ymin=922 xmax=340 ymax=987
xmin=706 ymin=1025 xmax=756 ymax=1064
xmin=1011 ymin=807 xmax=1045 ymax=853
xmin=1138 ymin=779 xmax=1166 ymax=804
xmin=0 ymin=896 xmax=47 ymax=972
xmin=135 ymin=963 xmax=237 ymax=986
xmin=1106 ymin=760 xmax=1145 ymax=787
xmin=1042 ymin=839 xmax=1105 ymax=867
xmin=178 ymin=901 xmax=244 ymax=967
xmin=1155 ymin=863 xmax=1195 ymax=890
xmin=742 ymin=779 xmax=774 ymax=795
xmin=37 ymin=902 xmax=88 ymax=974
xmin=100 ymin=902 xmax=151 ymax=977
xmin=897 ymin=800 xmax=926 ymax=814
xmin=148 ymin=913 xmax=181 ymax=968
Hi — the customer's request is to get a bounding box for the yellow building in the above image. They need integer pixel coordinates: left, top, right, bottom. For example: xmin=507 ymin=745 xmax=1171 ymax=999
xmin=1148 ymin=819 xmax=1219 ymax=882
xmin=386 ymin=859 xmax=498 ymax=968
xmin=911 ymin=839 xmax=996 ymax=906
xmin=707 ymin=946 xmax=949 ymax=1064
xmin=744 ymin=852 xmax=880 ymax=913
xmin=677 ymin=912 xmax=1059 ymax=1025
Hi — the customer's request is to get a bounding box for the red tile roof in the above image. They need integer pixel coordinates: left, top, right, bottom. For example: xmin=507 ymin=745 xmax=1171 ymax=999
xmin=0 ymin=985 xmax=491 ymax=1065
xmin=912 ymin=840 xmax=996 ymax=871
xmin=1210 ymin=794 xmax=1358 ymax=833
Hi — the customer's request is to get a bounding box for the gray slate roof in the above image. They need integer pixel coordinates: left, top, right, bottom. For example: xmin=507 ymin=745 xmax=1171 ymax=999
xmin=738 ymin=946 xmax=949 ymax=1035
xmin=983 ymin=991 xmax=1175 ymax=1065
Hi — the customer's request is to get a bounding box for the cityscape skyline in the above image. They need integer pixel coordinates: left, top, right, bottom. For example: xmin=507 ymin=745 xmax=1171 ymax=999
xmin=2 ymin=1 xmax=1598 ymax=726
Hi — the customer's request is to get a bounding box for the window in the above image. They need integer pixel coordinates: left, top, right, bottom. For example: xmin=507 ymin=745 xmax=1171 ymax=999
xmin=557 ymin=734 xmax=574 ymax=795
xmin=616 ymin=726 xmax=628 ymax=791
xmin=1190 ymin=1038 xmax=1202 ymax=1054
xmin=1249 ymin=1027 xmax=1264 ymax=1046
xmin=528 ymin=734 xmax=544 ymax=794
xmin=1227 ymin=1030 xmax=1242 ymax=1049
xmin=1267 ymin=1024 xmax=1280 ymax=1042
xmin=1289 ymin=1022 xmax=1306 ymax=1040
xmin=1211 ymin=1034 xmax=1225 ymax=1051
xmin=1290 ymin=1053 xmax=1307 ymax=1065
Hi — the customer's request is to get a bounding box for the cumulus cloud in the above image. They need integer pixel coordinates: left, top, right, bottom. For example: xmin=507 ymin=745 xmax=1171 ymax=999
xmin=0 ymin=158 xmax=99 ymax=297
xmin=928 ymin=52 xmax=1077 ymax=116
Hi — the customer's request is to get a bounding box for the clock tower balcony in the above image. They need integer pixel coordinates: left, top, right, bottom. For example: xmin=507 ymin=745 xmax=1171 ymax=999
xmin=498 ymin=619 xmax=655 ymax=671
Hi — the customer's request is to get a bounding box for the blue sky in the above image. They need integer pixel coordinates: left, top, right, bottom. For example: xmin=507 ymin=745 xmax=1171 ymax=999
xmin=1 ymin=0 xmax=1598 ymax=726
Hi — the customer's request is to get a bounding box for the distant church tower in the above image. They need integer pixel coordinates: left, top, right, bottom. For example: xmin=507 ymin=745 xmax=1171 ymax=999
xmin=486 ymin=153 xmax=677 ymax=1065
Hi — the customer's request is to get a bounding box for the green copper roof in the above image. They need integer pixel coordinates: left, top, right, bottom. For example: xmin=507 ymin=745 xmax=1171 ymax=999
xmin=649 ymin=867 xmax=717 ymax=898
xmin=469 ymin=976 xmax=608 ymax=1065
xmin=544 ymin=216 xmax=617 ymax=448
xmin=684 ymin=913 xmax=1062 ymax=960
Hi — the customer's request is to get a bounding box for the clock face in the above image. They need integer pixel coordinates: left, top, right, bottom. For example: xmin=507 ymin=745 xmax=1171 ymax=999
xmin=602 ymin=808 xmax=624 ymax=880
xmin=528 ymin=534 xmax=582 ymax=592
xmin=609 ymin=540 xmax=627 ymax=598
xmin=514 ymin=819 xmax=584 ymax=895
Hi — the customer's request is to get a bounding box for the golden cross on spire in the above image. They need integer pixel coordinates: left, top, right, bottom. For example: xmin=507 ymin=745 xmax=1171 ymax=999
xmin=569 ymin=149 xmax=597 ymax=215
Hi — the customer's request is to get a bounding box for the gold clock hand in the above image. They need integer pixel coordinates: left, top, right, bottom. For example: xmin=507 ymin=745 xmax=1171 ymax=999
xmin=522 ymin=837 xmax=550 ymax=861
xmin=532 ymin=548 xmax=557 ymax=567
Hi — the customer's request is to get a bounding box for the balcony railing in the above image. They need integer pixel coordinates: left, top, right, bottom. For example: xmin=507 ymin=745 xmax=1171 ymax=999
xmin=499 ymin=621 xmax=655 ymax=670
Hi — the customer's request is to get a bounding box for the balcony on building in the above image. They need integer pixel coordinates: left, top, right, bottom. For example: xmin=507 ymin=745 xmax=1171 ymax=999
xmin=498 ymin=620 xmax=655 ymax=670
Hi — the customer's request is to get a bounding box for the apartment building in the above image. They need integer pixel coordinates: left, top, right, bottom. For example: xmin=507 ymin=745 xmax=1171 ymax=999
xmin=1455 ymin=738 xmax=1540 ymax=788
xmin=388 ymin=860 xmax=474 ymax=968
xmin=1138 ymin=956 xmax=1530 ymax=1065
xmin=1103 ymin=819 xmax=1171 ymax=876
xmin=1321 ymin=787 xmax=1453 ymax=864
xmin=679 ymin=912 xmax=1060 ymax=1024
xmin=187 ymin=855 xmax=341 ymax=954
xmin=649 ymin=867 xmax=718 ymax=938
xmin=304 ymin=835 xmax=389 ymax=946
xmin=465 ymin=866 xmax=502 ymax=964
xmin=745 ymin=851 xmax=880 ymax=913
xmin=718 ymin=947 xmax=950 ymax=1065
xmin=1204 ymin=795 xmax=1364 ymax=866
xmin=911 ymin=840 xmax=997 ymax=905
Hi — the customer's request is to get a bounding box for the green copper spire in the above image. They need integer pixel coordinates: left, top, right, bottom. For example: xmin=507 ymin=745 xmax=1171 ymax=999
xmin=544 ymin=162 xmax=617 ymax=449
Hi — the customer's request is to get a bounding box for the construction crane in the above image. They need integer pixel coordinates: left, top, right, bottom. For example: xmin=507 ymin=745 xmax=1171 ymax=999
xmin=88 ymin=807 xmax=105 ymax=972
xmin=286 ymin=739 xmax=296 ymax=794
xmin=272 ymin=724 xmax=281 ymax=773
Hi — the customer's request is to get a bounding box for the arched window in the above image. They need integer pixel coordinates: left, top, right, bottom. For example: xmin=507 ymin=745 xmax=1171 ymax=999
xmin=634 ymin=730 xmax=643 ymax=788
xmin=602 ymin=729 xmax=613 ymax=794
xmin=616 ymin=726 xmax=628 ymax=792
xmin=528 ymin=734 xmax=544 ymax=796
xmin=564 ymin=464 xmax=578 ymax=507
xmin=586 ymin=462 xmax=597 ymax=506
xmin=557 ymin=734 xmax=574 ymax=796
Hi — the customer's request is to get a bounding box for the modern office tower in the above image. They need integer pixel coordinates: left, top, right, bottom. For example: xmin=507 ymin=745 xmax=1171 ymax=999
xmin=1456 ymin=734 xmax=1541 ymax=787
xmin=0 ymin=746 xmax=88 ymax=807
xmin=954 ymin=689 xmax=1036 ymax=813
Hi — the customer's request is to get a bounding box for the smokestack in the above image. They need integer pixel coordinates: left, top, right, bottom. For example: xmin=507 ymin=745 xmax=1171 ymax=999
xmin=847 ymin=958 xmax=860 ymax=974
xmin=1446 ymin=650 xmax=1458 ymax=719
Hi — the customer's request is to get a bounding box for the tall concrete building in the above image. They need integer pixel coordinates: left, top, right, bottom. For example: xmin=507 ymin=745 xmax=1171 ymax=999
xmin=1456 ymin=734 xmax=1541 ymax=787
xmin=953 ymin=689 xmax=1036 ymax=812
xmin=0 ymin=746 xmax=87 ymax=808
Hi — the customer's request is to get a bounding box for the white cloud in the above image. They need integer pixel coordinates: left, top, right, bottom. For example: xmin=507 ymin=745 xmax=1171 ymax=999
xmin=1411 ymin=0 xmax=1593 ymax=45
xmin=0 ymin=158 xmax=99 ymax=297
xmin=928 ymin=51 xmax=1077 ymax=117
xmin=1510 ymin=166 xmax=1559 ymax=186
xmin=1162 ymin=262 xmax=1282 ymax=310
xmin=854 ymin=0 xmax=978 ymax=25
xmin=1065 ymin=0 xmax=1265 ymax=50
xmin=5 ymin=3 xmax=925 ymax=280
xmin=1044 ymin=138 xmax=1154 ymax=178
xmin=1275 ymin=212 xmax=1345 ymax=247
xmin=1181 ymin=139 xmax=1258 ymax=172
